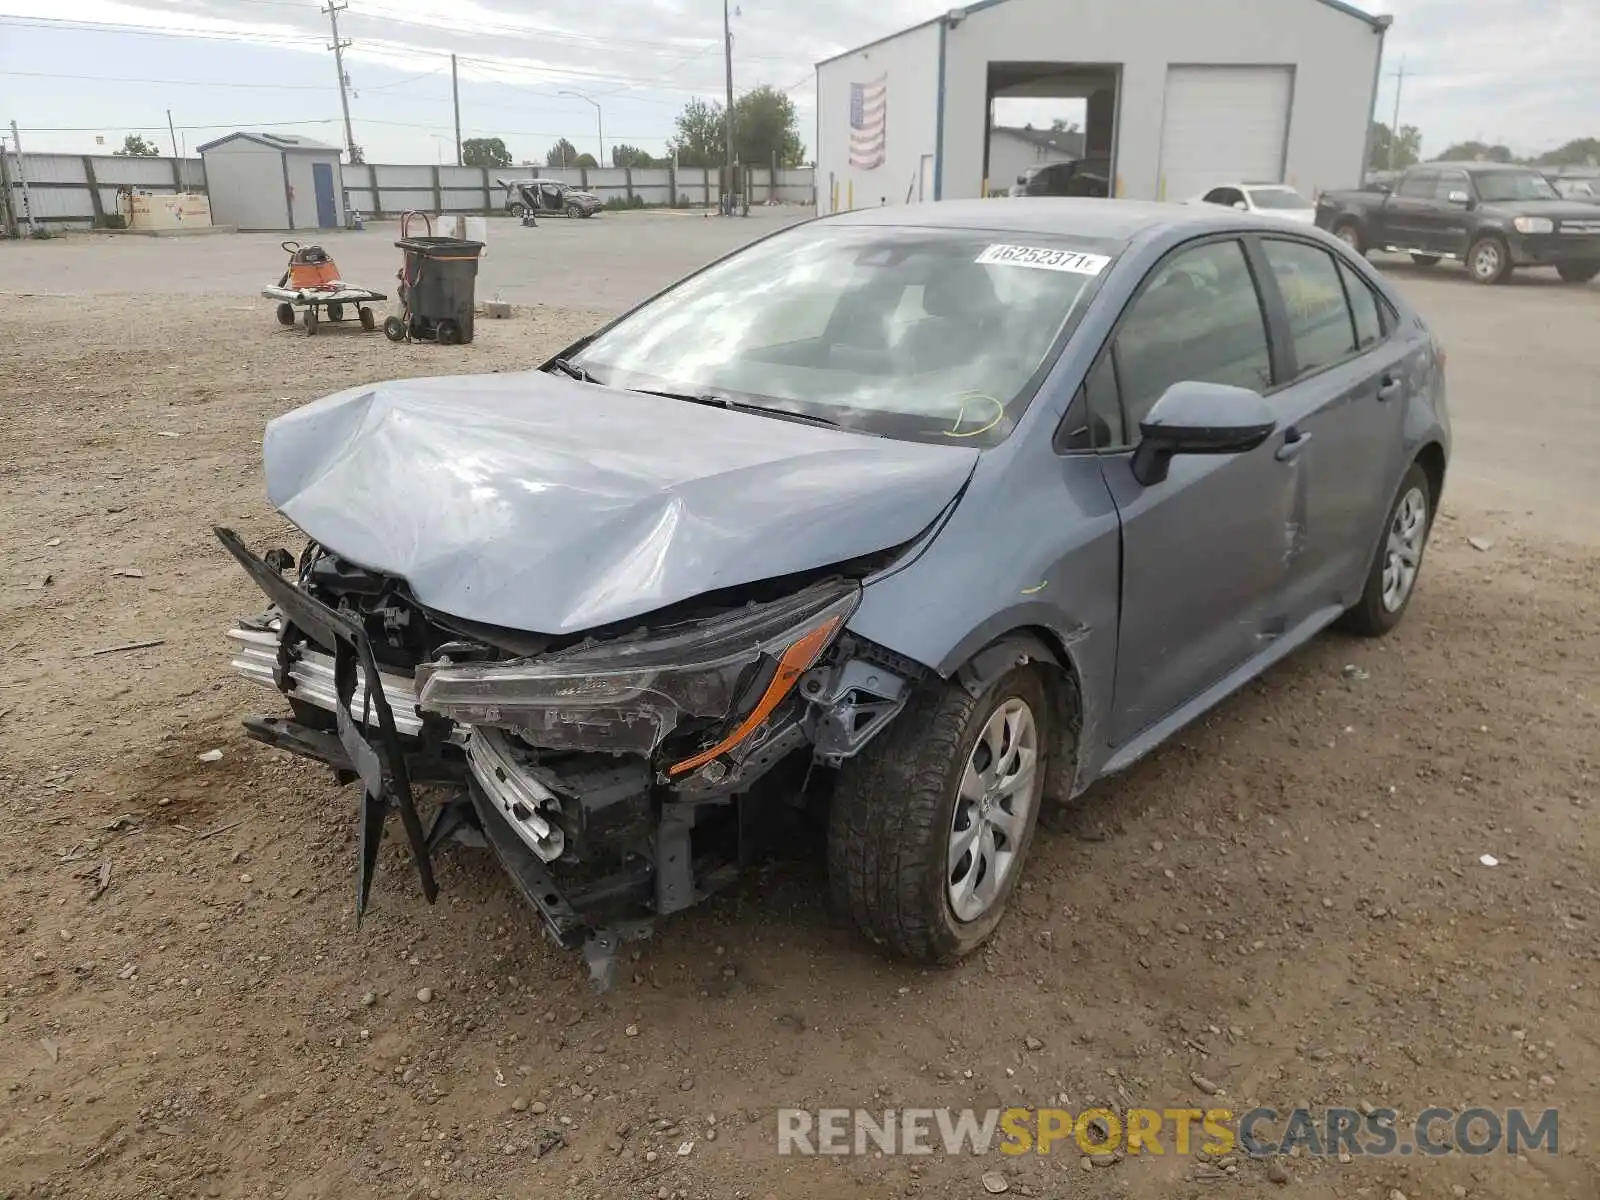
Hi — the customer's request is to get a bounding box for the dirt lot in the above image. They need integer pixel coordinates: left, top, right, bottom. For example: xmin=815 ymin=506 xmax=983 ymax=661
xmin=1 ymin=228 xmax=1597 ymax=1200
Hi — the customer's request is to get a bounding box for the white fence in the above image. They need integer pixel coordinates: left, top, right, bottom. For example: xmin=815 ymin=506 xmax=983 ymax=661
xmin=1 ymin=152 xmax=205 ymax=227
xmin=3 ymin=152 xmax=814 ymax=231
xmin=343 ymin=162 xmax=815 ymax=215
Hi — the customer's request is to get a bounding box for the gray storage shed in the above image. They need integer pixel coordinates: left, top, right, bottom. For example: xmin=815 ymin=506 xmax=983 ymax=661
xmin=197 ymin=132 xmax=345 ymax=231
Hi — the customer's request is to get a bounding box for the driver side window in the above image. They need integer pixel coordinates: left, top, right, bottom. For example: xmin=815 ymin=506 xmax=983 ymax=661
xmin=1109 ymin=239 xmax=1274 ymax=442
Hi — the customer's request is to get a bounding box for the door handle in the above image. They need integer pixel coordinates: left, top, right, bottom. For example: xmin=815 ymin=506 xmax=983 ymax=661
xmin=1376 ymin=373 xmax=1402 ymax=402
xmin=1275 ymin=429 xmax=1312 ymax=463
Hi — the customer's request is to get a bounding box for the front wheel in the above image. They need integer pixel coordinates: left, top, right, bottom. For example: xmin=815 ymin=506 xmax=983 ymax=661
xmin=1333 ymin=220 xmax=1366 ymax=255
xmin=1556 ymin=261 xmax=1599 ymax=284
xmin=508 ymin=202 xmax=527 ymax=218
xmin=567 ymin=203 xmax=584 ymax=219
xmin=275 ymin=302 xmax=296 ymax=327
xmin=1468 ymin=236 xmax=1513 ymax=285
xmin=1338 ymin=463 xmax=1433 ymax=637
xmin=382 ymin=315 xmax=407 ymax=342
xmin=828 ymin=665 xmax=1051 ymax=964
xmin=303 ymin=306 xmax=319 ymax=336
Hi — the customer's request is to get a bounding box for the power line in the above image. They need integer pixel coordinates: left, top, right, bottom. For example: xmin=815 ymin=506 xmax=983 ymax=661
xmin=0 ymin=68 xmax=335 ymax=90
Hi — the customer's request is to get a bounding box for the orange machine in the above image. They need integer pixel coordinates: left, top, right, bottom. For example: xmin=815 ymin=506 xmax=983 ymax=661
xmin=280 ymin=242 xmax=342 ymax=289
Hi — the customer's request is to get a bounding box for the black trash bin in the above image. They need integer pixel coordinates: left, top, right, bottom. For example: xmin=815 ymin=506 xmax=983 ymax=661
xmin=386 ymin=236 xmax=485 ymax=345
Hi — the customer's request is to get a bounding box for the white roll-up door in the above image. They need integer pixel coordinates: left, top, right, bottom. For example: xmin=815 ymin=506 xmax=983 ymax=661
xmin=1158 ymin=66 xmax=1293 ymax=201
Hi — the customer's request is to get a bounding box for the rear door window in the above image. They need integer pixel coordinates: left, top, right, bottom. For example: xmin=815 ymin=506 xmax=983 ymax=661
xmin=1336 ymin=259 xmax=1384 ymax=349
xmin=1398 ymin=170 xmax=1439 ymax=199
xmin=1261 ymin=239 xmax=1358 ymax=377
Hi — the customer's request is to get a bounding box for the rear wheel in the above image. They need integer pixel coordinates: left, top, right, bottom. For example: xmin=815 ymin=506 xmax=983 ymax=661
xmin=828 ymin=665 xmax=1051 ymax=964
xmin=382 ymin=315 xmax=406 ymax=342
xmin=1339 ymin=463 xmax=1432 ymax=637
xmin=303 ymin=306 xmax=319 ymax=336
xmin=327 ymin=302 xmax=345 ymax=322
xmin=436 ymin=319 xmax=462 ymax=345
xmin=275 ymin=302 xmax=296 ymax=327
xmin=1556 ymin=261 xmax=1599 ymax=284
xmin=1467 ymin=235 xmax=1513 ymax=285
xmin=1409 ymin=253 xmax=1441 ymax=267
xmin=358 ymin=307 xmax=376 ymax=332
xmin=1333 ymin=220 xmax=1366 ymax=255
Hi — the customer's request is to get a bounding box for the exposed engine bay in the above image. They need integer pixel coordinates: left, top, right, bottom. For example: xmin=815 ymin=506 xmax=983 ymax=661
xmin=216 ymin=527 xmax=923 ymax=984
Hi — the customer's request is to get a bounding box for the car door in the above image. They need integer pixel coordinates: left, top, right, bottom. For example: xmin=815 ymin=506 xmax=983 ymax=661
xmin=1090 ymin=236 xmax=1302 ymax=746
xmin=1427 ymin=168 xmax=1476 ymax=256
xmin=1384 ymin=168 xmax=1440 ymax=249
xmin=1251 ymin=236 xmax=1410 ymax=614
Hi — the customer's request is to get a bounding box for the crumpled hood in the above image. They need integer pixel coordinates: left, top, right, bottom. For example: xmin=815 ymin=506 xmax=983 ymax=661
xmin=262 ymin=372 xmax=979 ymax=633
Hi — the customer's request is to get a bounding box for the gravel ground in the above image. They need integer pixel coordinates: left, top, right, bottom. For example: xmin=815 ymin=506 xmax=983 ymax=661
xmin=0 ymin=262 xmax=1597 ymax=1200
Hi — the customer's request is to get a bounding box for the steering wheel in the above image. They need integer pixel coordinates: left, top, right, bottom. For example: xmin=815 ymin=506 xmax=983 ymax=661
xmin=282 ymin=240 xmax=301 ymax=254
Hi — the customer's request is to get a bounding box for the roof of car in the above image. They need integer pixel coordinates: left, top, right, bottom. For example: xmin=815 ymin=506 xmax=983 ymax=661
xmin=823 ymin=197 xmax=1245 ymax=241
xmin=1426 ymin=161 xmax=1538 ymax=172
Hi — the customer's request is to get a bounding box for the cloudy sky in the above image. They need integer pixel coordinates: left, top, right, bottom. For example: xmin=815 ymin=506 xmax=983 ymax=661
xmin=0 ymin=0 xmax=1594 ymax=164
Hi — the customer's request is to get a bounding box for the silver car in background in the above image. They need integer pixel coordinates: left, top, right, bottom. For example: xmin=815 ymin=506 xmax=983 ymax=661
xmin=218 ymin=199 xmax=1448 ymax=975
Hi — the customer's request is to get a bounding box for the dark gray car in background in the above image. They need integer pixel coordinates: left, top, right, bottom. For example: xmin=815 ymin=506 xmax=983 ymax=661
xmin=218 ymin=199 xmax=1449 ymax=976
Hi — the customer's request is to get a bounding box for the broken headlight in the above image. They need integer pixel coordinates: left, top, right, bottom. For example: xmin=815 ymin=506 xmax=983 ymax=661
xmin=414 ymin=580 xmax=859 ymax=763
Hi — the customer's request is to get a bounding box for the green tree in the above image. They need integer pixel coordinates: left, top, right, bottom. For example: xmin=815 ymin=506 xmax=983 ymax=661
xmin=1533 ymin=137 xmax=1600 ymax=167
xmin=545 ymin=138 xmax=579 ymax=169
xmin=666 ymin=87 xmax=806 ymax=170
xmin=113 ymin=134 xmax=161 ymax=157
xmin=735 ymin=85 xmax=806 ymax=168
xmin=1368 ymin=121 xmax=1422 ymax=171
xmin=1049 ymin=117 xmax=1080 ymax=134
xmin=611 ymin=143 xmax=663 ymax=169
xmin=575 ymin=153 xmax=599 ymax=170
xmin=666 ymin=97 xmax=724 ymax=167
xmin=1435 ymin=140 xmax=1514 ymax=163
xmin=461 ymin=137 xmax=512 ymax=168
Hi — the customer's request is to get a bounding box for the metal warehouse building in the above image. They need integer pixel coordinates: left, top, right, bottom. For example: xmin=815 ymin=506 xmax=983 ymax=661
xmin=197 ymin=132 xmax=345 ymax=232
xmin=815 ymin=0 xmax=1390 ymax=210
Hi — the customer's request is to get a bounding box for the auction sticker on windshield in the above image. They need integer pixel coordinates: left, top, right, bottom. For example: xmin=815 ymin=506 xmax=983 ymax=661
xmin=975 ymin=244 xmax=1111 ymax=274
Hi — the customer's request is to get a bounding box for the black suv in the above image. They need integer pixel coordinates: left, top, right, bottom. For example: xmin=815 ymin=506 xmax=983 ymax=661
xmin=1315 ymin=162 xmax=1600 ymax=284
xmin=1009 ymin=156 xmax=1111 ymax=199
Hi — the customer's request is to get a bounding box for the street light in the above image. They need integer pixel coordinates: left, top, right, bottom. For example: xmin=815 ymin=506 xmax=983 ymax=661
xmin=559 ymin=89 xmax=605 ymax=168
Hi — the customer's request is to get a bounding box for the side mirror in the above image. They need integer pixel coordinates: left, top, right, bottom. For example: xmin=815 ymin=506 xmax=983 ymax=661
xmin=1447 ymin=189 xmax=1471 ymax=206
xmin=1130 ymin=382 xmax=1278 ymax=487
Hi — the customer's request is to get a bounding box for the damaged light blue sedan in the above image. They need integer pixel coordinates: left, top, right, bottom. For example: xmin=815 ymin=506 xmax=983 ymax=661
xmin=217 ymin=199 xmax=1449 ymax=974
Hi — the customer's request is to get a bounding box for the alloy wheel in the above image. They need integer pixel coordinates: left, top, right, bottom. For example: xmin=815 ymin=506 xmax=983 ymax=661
xmin=1472 ymin=242 xmax=1502 ymax=281
xmin=1381 ymin=486 xmax=1428 ymax=612
xmin=948 ymin=697 xmax=1038 ymax=923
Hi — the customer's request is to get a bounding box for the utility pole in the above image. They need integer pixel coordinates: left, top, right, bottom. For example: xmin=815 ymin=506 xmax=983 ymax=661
xmin=323 ymin=1 xmax=357 ymax=162
xmin=166 ymin=108 xmax=183 ymax=190
xmin=1388 ymin=53 xmax=1407 ymax=169
xmin=8 ymin=120 xmax=38 ymax=236
xmin=722 ymin=0 xmax=735 ymax=213
xmin=451 ymin=54 xmax=462 ymax=166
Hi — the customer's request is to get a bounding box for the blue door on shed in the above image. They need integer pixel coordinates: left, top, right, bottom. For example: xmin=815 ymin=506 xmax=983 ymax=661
xmin=311 ymin=161 xmax=337 ymax=228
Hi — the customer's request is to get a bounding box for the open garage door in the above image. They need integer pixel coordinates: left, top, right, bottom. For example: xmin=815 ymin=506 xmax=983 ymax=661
xmin=1158 ymin=66 xmax=1292 ymax=201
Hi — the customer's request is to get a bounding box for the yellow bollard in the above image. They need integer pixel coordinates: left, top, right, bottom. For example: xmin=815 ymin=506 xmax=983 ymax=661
xmin=847 ymin=180 xmax=854 ymax=210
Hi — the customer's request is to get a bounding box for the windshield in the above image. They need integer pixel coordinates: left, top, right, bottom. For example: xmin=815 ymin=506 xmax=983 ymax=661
xmin=1247 ymin=187 xmax=1312 ymax=210
xmin=1474 ymin=171 xmax=1560 ymax=202
xmin=569 ymin=222 xmax=1118 ymax=445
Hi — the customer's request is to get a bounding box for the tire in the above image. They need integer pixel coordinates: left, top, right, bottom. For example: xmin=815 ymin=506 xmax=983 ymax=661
xmin=327 ymin=302 xmax=345 ymax=322
xmin=1338 ymin=462 xmax=1433 ymax=637
xmin=303 ymin=307 xmax=319 ymax=336
xmin=436 ymin=319 xmax=461 ymax=346
xmin=1556 ymin=261 xmax=1599 ymax=284
xmin=567 ymin=202 xmax=583 ymax=219
xmin=358 ymin=307 xmax=376 ymax=332
xmin=508 ymin=202 xmax=527 ymax=218
xmin=1467 ymin=235 xmax=1512 ymax=285
xmin=1409 ymin=253 xmax=1441 ymax=268
xmin=382 ymin=315 xmax=406 ymax=342
xmin=275 ymin=302 xmax=296 ymax=327
xmin=1333 ymin=220 xmax=1366 ymax=255
xmin=828 ymin=664 xmax=1051 ymax=964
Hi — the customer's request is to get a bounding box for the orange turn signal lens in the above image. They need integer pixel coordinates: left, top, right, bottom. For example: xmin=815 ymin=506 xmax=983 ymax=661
xmin=667 ymin=616 xmax=843 ymax=777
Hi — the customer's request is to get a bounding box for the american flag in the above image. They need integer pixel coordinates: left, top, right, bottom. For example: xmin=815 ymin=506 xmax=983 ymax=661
xmin=848 ymin=76 xmax=887 ymax=169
